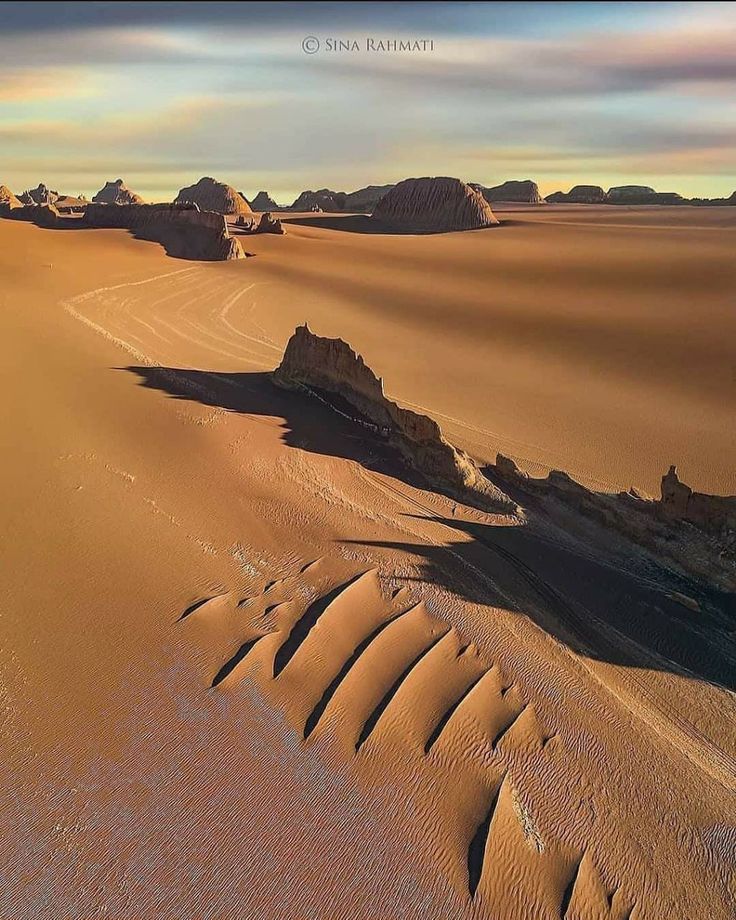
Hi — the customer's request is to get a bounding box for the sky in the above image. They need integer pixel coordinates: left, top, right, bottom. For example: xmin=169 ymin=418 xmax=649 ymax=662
xmin=1 ymin=1 xmax=735 ymax=203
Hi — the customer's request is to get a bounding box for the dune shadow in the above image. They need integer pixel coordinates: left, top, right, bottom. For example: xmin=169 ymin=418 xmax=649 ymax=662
xmin=280 ymin=214 xmax=505 ymax=235
xmin=124 ymin=364 xmax=736 ymax=692
xmin=345 ymin=515 xmax=736 ymax=692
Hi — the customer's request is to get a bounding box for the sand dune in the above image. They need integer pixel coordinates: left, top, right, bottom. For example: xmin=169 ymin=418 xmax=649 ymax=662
xmin=0 ymin=212 xmax=734 ymax=918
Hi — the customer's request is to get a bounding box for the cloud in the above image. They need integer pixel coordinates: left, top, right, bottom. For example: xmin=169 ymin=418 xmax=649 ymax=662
xmin=0 ymin=67 xmax=95 ymax=102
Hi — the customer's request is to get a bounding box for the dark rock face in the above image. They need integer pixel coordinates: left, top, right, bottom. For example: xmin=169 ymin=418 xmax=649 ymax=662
xmin=660 ymin=466 xmax=736 ymax=533
xmin=547 ymin=185 xmax=608 ymax=203
xmin=92 ymin=179 xmax=144 ymax=205
xmin=290 ymin=189 xmax=348 ymax=211
xmin=371 ymin=176 xmax=499 ymax=232
xmin=250 ymin=191 xmax=281 ymax=212
xmin=174 ymin=177 xmax=252 ymax=216
xmin=274 ymin=325 xmax=515 ymax=512
xmin=18 ymin=183 xmax=59 ymax=205
xmin=476 ymin=179 xmax=545 ymax=204
xmin=343 ymin=184 xmax=394 ymax=211
xmin=255 ymin=212 xmax=284 ymax=234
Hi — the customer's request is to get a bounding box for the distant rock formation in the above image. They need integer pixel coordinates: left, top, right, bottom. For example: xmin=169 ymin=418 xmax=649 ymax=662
xmin=174 ymin=177 xmax=252 ymax=216
xmin=475 ymin=179 xmax=545 ymax=204
xmin=343 ymin=184 xmax=394 ymax=212
xmin=18 ymin=183 xmax=59 ymax=206
xmin=92 ymin=179 xmax=144 ymax=205
xmin=273 ymin=325 xmax=515 ymax=512
xmin=492 ymin=455 xmax=736 ymax=591
xmin=371 ymin=177 xmax=499 ymax=232
xmin=250 ymin=191 xmax=282 ymax=212
xmin=547 ymin=185 xmax=608 ymax=204
xmin=608 ymin=186 xmax=684 ymax=205
xmin=2 ymin=200 xmax=244 ymax=260
xmin=290 ymin=189 xmax=348 ymax=211
xmin=0 ymin=185 xmax=21 ymax=209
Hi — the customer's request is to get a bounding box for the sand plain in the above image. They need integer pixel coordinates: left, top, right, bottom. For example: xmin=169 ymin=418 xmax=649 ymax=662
xmin=0 ymin=208 xmax=734 ymax=919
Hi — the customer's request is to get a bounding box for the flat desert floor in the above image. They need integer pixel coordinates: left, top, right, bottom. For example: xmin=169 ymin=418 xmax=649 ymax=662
xmin=0 ymin=207 xmax=734 ymax=919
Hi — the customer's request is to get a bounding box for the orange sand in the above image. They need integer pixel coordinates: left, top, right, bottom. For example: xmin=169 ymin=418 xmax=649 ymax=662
xmin=0 ymin=211 xmax=733 ymax=919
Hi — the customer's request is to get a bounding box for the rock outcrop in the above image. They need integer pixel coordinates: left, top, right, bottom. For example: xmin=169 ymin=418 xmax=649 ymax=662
xmin=255 ymin=212 xmax=284 ymax=234
xmin=274 ymin=325 xmax=515 ymax=512
xmin=475 ymin=179 xmax=545 ymax=204
xmin=83 ymin=203 xmax=244 ymax=259
xmin=0 ymin=185 xmax=21 ymax=209
xmin=250 ymin=191 xmax=282 ymax=212
xmin=290 ymin=189 xmax=348 ymax=212
xmin=18 ymin=183 xmax=59 ymax=205
xmin=2 ymin=201 xmax=244 ymax=260
xmin=547 ymin=185 xmax=608 ymax=204
xmin=343 ymin=184 xmax=394 ymax=212
xmin=608 ymin=186 xmax=684 ymax=205
xmin=92 ymin=179 xmax=144 ymax=205
xmin=371 ymin=177 xmax=499 ymax=232
xmin=492 ymin=456 xmax=736 ymax=590
xmin=174 ymin=177 xmax=252 ymax=216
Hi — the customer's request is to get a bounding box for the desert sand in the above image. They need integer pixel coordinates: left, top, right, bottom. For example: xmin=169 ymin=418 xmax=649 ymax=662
xmin=0 ymin=206 xmax=734 ymax=919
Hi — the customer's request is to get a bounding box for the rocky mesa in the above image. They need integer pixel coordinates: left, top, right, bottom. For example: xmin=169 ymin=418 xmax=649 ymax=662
xmin=371 ymin=177 xmax=499 ymax=232
xmin=273 ymin=325 xmax=515 ymax=512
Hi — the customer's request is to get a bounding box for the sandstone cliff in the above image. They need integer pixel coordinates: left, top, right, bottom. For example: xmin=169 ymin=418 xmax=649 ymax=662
xmin=273 ymin=325 xmax=515 ymax=512
xmin=371 ymin=177 xmax=499 ymax=232
xmin=175 ymin=177 xmax=252 ymax=216
xmin=92 ymin=179 xmax=144 ymax=205
xmin=608 ymin=186 xmax=684 ymax=205
xmin=475 ymin=179 xmax=545 ymax=204
xmin=250 ymin=191 xmax=282 ymax=211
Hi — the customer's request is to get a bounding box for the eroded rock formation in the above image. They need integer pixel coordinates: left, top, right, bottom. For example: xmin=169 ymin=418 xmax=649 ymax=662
xmin=547 ymin=185 xmax=608 ymax=204
xmin=92 ymin=179 xmax=144 ymax=205
xmin=290 ymin=189 xmax=348 ymax=211
xmin=475 ymin=179 xmax=545 ymax=204
xmin=274 ymin=325 xmax=515 ymax=512
xmin=371 ymin=177 xmax=499 ymax=232
xmin=492 ymin=456 xmax=736 ymax=590
xmin=255 ymin=212 xmax=284 ymax=234
xmin=18 ymin=183 xmax=59 ymax=206
xmin=175 ymin=177 xmax=252 ymax=216
xmin=83 ymin=203 xmax=244 ymax=259
xmin=608 ymin=186 xmax=684 ymax=205
xmin=344 ymin=185 xmax=394 ymax=212
xmin=250 ymin=191 xmax=281 ymax=212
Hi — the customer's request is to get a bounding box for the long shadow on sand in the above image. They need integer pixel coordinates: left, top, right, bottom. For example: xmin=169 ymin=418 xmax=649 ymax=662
xmin=280 ymin=214 xmax=505 ymax=234
xmin=126 ymin=364 xmax=736 ymax=692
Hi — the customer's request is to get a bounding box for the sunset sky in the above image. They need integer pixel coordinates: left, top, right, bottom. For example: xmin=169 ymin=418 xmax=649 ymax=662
xmin=1 ymin=1 xmax=735 ymax=203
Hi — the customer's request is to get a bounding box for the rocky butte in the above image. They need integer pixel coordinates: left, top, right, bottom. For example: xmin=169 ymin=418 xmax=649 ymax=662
xmin=92 ymin=179 xmax=144 ymax=205
xmin=371 ymin=177 xmax=499 ymax=232
xmin=175 ymin=177 xmax=252 ymax=217
xmin=474 ymin=179 xmax=545 ymax=204
xmin=290 ymin=189 xmax=348 ymax=211
xmin=273 ymin=325 xmax=516 ymax=513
